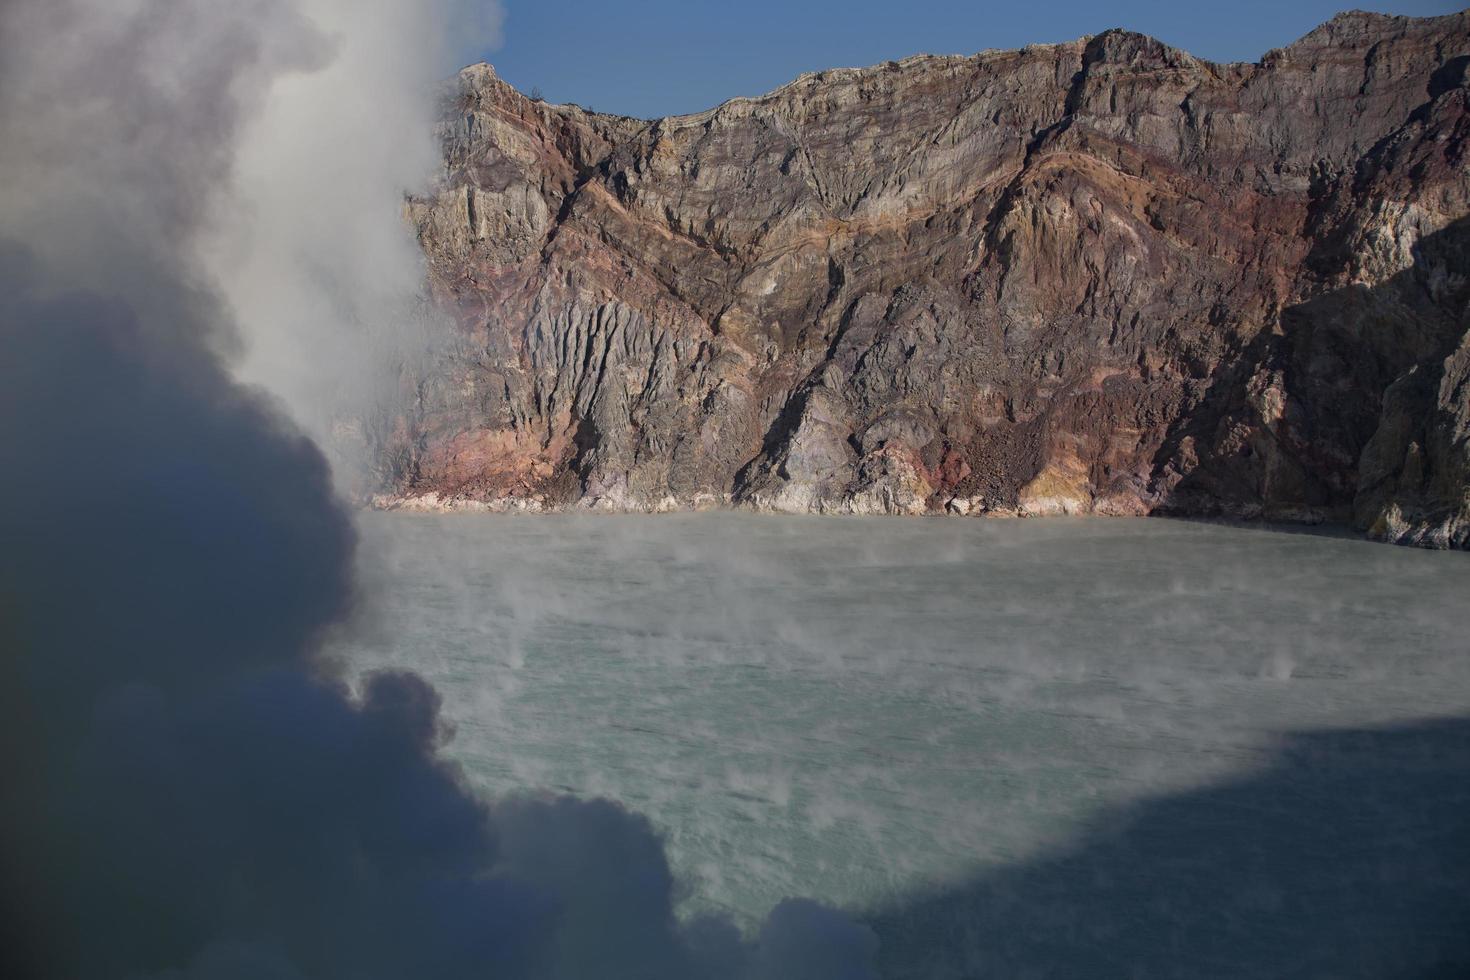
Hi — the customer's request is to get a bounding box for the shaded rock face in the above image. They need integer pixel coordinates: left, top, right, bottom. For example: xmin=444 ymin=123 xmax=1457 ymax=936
xmin=382 ymin=10 xmax=1470 ymax=547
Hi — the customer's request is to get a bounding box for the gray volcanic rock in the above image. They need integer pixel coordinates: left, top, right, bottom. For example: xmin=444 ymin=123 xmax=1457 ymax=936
xmin=379 ymin=10 xmax=1470 ymax=548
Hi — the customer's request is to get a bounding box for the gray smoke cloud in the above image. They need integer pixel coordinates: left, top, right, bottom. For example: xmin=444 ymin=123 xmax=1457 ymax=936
xmin=0 ymin=1 xmax=876 ymax=977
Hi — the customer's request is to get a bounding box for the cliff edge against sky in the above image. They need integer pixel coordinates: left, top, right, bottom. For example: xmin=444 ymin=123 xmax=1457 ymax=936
xmin=376 ymin=9 xmax=1470 ymax=548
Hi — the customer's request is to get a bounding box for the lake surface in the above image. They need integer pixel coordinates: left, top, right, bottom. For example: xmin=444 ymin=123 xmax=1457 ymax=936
xmin=335 ymin=514 xmax=1470 ymax=977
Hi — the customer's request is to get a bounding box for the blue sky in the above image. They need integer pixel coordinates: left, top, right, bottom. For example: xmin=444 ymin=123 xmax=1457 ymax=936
xmin=470 ymin=1 xmax=1460 ymax=118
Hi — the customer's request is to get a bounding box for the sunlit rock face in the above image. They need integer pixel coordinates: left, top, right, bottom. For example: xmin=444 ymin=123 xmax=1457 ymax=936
xmin=381 ymin=10 xmax=1470 ymax=548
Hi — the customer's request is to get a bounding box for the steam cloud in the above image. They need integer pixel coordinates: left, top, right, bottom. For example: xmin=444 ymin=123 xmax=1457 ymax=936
xmin=0 ymin=1 xmax=876 ymax=977
xmin=208 ymin=0 xmax=461 ymax=477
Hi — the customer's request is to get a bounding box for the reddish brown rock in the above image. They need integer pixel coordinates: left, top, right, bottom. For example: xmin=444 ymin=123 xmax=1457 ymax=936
xmin=379 ymin=10 xmax=1470 ymax=547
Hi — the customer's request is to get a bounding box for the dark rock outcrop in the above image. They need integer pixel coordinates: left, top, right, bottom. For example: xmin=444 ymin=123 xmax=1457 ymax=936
xmin=379 ymin=10 xmax=1470 ymax=548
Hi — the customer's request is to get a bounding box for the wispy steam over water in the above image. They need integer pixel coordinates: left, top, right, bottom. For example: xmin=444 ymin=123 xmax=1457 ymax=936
xmin=0 ymin=2 xmax=874 ymax=978
xmin=341 ymin=513 xmax=1470 ymax=977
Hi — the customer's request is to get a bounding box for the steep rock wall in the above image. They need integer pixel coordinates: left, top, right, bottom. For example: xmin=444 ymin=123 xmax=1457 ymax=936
xmin=382 ymin=10 xmax=1470 ymax=548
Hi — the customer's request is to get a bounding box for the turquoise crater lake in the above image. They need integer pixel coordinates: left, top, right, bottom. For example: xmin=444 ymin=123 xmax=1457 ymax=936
xmin=335 ymin=514 xmax=1470 ymax=976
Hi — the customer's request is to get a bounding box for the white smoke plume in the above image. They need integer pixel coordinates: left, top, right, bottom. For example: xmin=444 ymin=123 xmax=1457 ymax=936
xmin=208 ymin=0 xmax=470 ymax=480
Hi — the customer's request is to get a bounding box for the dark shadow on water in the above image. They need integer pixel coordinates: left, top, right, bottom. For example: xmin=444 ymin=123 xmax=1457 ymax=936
xmin=866 ymin=718 xmax=1470 ymax=979
xmin=1145 ymin=513 xmax=1376 ymax=543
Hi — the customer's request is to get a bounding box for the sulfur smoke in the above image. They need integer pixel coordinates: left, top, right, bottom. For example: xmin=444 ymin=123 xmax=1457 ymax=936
xmin=0 ymin=1 xmax=876 ymax=978
xmin=207 ymin=0 xmax=463 ymax=483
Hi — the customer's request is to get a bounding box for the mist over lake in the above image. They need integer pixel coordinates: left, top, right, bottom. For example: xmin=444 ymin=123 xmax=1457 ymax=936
xmin=337 ymin=514 xmax=1470 ymax=975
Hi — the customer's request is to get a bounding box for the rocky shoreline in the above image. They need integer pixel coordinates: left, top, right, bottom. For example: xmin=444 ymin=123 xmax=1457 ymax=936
xmin=366 ymin=492 xmax=1470 ymax=553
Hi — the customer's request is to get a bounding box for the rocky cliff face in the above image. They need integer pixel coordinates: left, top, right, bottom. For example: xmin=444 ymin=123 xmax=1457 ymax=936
xmin=379 ymin=10 xmax=1470 ymax=548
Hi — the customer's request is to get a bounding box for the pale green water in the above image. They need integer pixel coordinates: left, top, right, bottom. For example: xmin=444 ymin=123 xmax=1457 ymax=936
xmin=335 ymin=514 xmax=1470 ymax=957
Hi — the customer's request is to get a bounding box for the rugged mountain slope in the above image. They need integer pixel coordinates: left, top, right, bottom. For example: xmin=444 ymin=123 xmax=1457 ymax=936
xmin=380 ymin=10 xmax=1470 ymax=548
